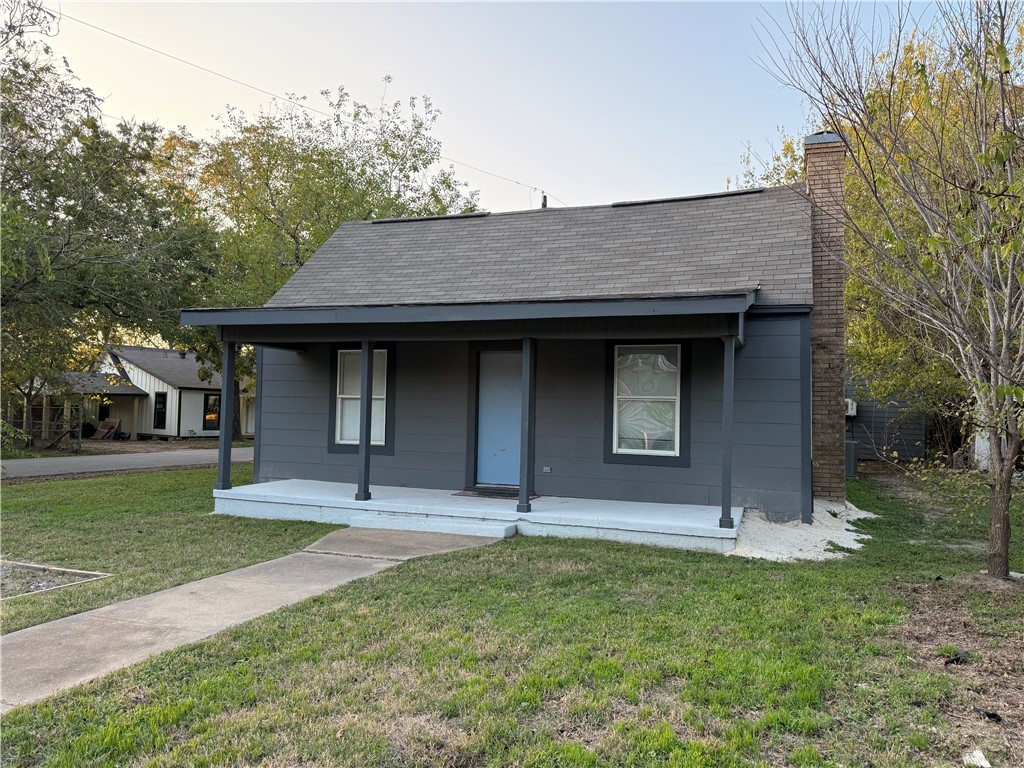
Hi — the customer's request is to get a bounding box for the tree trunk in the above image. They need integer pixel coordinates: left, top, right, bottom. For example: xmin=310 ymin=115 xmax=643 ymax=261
xmin=987 ymin=429 xmax=1015 ymax=579
xmin=23 ymin=389 xmax=34 ymax=448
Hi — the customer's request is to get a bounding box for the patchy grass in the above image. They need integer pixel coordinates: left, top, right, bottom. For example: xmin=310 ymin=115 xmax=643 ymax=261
xmin=1 ymin=473 xmax=1021 ymax=767
xmin=0 ymin=465 xmax=336 ymax=633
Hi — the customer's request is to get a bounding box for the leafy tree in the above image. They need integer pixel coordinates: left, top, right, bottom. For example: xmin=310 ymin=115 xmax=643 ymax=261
xmin=168 ymin=85 xmax=478 ymax=437
xmin=761 ymin=1 xmax=1023 ymax=577
xmin=1 ymin=4 xmax=217 ymax=440
xmin=736 ymin=126 xmax=971 ymax=459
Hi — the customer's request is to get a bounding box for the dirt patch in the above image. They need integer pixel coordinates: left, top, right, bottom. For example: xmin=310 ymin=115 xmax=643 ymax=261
xmin=893 ymin=578 xmax=1024 ymax=766
xmin=1 ymin=560 xmax=110 ymax=598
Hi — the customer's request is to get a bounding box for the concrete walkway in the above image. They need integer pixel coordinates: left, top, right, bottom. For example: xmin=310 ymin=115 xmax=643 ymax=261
xmin=1 ymin=447 xmax=254 ymax=479
xmin=0 ymin=528 xmax=497 ymax=712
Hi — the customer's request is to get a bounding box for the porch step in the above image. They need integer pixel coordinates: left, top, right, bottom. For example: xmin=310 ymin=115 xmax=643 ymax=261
xmin=348 ymin=511 xmax=517 ymax=539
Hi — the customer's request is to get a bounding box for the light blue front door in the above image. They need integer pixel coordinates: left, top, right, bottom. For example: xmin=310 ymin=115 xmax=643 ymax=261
xmin=476 ymin=351 xmax=522 ymax=486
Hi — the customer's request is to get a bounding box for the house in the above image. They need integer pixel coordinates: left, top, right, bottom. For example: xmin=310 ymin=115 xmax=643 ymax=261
xmin=181 ymin=133 xmax=847 ymax=551
xmin=93 ymin=346 xmax=255 ymax=440
xmin=22 ymin=371 xmax=147 ymax=444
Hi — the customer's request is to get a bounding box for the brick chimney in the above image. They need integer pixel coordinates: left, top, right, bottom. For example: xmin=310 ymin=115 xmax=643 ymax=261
xmin=804 ymin=132 xmax=847 ymax=501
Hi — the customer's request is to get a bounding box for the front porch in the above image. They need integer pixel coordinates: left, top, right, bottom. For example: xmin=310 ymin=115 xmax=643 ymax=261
xmin=215 ymin=480 xmax=746 ymax=553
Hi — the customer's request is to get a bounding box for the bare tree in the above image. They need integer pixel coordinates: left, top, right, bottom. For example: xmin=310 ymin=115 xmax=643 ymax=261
xmin=760 ymin=1 xmax=1022 ymax=577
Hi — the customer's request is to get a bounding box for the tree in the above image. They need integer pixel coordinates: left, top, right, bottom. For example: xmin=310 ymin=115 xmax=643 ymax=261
xmin=1 ymin=5 xmax=217 ymax=437
xmin=736 ymin=126 xmax=972 ymax=460
xmin=760 ymin=1 xmax=1023 ymax=577
xmin=167 ymin=85 xmax=478 ymax=438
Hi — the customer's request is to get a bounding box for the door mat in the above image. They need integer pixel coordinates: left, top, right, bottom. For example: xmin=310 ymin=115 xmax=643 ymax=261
xmin=453 ymin=489 xmax=540 ymax=500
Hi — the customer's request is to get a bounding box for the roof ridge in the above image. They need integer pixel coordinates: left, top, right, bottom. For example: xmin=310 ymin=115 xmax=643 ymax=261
xmin=345 ymin=187 xmax=772 ymax=226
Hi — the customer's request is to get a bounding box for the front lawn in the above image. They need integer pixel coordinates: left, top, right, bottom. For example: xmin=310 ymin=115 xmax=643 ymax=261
xmin=0 ymin=465 xmax=337 ymax=633
xmin=2 ymin=473 xmax=1021 ymax=767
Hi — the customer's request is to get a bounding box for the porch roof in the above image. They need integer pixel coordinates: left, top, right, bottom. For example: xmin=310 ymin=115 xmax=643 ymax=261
xmin=181 ymin=290 xmax=759 ymax=329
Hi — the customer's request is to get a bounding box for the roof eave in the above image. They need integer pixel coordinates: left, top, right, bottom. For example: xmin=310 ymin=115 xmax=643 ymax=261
xmin=181 ymin=291 xmax=759 ymax=329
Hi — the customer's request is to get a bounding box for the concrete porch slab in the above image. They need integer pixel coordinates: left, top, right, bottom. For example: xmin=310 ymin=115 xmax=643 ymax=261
xmin=305 ymin=528 xmax=500 ymax=561
xmin=215 ymin=480 xmax=744 ymax=551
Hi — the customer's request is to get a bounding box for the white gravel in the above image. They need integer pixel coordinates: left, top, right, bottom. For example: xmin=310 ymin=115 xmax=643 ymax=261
xmin=728 ymin=499 xmax=875 ymax=562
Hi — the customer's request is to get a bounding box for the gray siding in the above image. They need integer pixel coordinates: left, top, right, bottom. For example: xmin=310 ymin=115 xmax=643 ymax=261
xmin=255 ymin=315 xmax=808 ymax=520
xmin=258 ymin=342 xmax=468 ymax=489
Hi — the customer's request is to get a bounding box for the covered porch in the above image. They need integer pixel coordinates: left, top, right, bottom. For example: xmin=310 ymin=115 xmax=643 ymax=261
xmin=183 ymin=289 xmax=809 ymax=552
xmin=215 ymin=479 xmax=746 ymax=553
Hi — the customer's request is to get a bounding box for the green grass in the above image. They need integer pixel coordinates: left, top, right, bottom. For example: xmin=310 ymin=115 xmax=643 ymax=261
xmin=0 ymin=465 xmax=336 ymax=633
xmin=1 ymin=473 xmax=1021 ymax=767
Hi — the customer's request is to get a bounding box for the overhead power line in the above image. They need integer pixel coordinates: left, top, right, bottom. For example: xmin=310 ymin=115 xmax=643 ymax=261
xmin=46 ymin=6 xmax=571 ymax=207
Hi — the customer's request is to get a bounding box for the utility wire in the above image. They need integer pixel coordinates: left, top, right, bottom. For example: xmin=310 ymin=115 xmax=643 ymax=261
xmin=47 ymin=6 xmax=571 ymax=206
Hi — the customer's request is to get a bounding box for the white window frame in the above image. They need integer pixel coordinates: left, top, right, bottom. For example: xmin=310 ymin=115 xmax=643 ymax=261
xmin=612 ymin=343 xmax=681 ymax=457
xmin=336 ymin=349 xmax=387 ymax=446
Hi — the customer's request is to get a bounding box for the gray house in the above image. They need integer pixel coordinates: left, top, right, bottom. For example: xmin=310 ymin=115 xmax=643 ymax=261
xmin=183 ymin=133 xmax=848 ymax=551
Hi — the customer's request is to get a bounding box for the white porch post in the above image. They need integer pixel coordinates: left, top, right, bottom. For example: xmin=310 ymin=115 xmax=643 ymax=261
xmin=720 ymin=335 xmax=736 ymax=528
xmin=355 ymin=340 xmax=374 ymax=501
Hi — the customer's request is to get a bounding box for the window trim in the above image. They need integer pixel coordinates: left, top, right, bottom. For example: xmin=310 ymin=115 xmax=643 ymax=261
xmin=203 ymin=392 xmax=221 ymax=432
xmin=604 ymin=340 xmax=691 ymax=468
xmin=327 ymin=342 xmax=396 ymax=456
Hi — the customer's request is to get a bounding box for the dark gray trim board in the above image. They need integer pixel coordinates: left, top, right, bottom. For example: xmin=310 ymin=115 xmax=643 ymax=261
xmin=720 ymin=335 xmax=736 ymax=528
xmin=253 ymin=346 xmax=263 ymax=482
xmin=355 ymin=340 xmax=374 ymax=501
xmin=216 ymin=342 xmax=235 ymax=491
xmin=181 ymin=292 xmax=759 ymax=328
xmin=219 ymin=314 xmax=741 ymax=346
xmin=800 ymin=313 xmax=813 ymax=524
xmin=518 ymin=338 xmax=538 ymax=513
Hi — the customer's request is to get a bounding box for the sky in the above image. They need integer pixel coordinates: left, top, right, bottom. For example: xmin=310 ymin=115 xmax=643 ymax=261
xmin=39 ymin=1 xmax=812 ymax=213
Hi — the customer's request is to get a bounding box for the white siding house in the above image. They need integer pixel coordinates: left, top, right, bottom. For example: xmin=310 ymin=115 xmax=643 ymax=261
xmin=98 ymin=346 xmax=253 ymax=439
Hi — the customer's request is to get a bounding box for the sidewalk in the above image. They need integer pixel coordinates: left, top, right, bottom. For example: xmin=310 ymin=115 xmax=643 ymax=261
xmin=1 ymin=447 xmax=254 ymax=479
xmin=0 ymin=528 xmax=497 ymax=712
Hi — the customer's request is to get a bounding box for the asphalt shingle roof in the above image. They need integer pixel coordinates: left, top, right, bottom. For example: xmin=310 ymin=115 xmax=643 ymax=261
xmin=265 ymin=186 xmax=812 ymax=310
xmin=49 ymin=371 xmax=147 ymax=397
xmin=108 ymin=346 xmax=222 ymax=390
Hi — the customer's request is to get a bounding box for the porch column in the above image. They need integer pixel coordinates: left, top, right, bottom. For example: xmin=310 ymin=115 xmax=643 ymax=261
xmin=215 ymin=341 xmax=236 ymax=490
xmin=517 ymin=337 xmax=537 ymax=513
xmin=720 ymin=335 xmax=736 ymax=528
xmin=355 ymin=340 xmax=374 ymax=501
xmin=131 ymin=397 xmax=141 ymax=440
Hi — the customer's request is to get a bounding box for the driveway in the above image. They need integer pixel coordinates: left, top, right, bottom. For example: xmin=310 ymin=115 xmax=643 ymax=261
xmin=1 ymin=447 xmax=254 ymax=479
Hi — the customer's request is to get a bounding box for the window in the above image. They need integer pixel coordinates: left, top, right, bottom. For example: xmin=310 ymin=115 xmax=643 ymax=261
xmin=613 ymin=344 xmax=680 ymax=456
xmin=153 ymin=392 xmax=167 ymax=430
xmin=336 ymin=349 xmax=387 ymax=445
xmin=203 ymin=393 xmax=220 ymax=431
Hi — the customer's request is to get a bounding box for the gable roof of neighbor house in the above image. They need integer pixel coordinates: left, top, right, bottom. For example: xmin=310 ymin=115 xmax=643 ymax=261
xmin=108 ymin=346 xmax=222 ymax=390
xmin=265 ymin=186 xmax=812 ymax=310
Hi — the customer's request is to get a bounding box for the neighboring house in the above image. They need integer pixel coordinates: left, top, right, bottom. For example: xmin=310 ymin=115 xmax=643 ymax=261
xmin=182 ymin=133 xmax=847 ymax=550
xmin=98 ymin=346 xmax=254 ymax=440
xmin=70 ymin=371 xmax=148 ymax=437
xmin=21 ymin=371 xmax=147 ymax=443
